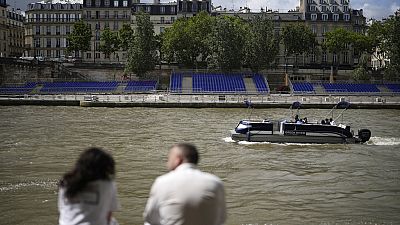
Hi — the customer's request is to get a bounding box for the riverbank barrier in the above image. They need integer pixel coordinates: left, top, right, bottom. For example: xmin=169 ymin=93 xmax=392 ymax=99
xmin=1 ymin=94 xmax=400 ymax=109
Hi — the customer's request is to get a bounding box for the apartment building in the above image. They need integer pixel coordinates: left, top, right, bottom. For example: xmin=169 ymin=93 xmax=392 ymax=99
xmin=82 ymin=0 xmax=136 ymax=63
xmin=24 ymin=0 xmax=83 ymax=59
xmin=7 ymin=9 xmax=25 ymax=57
xmin=131 ymin=0 xmax=212 ymax=35
xmin=0 ymin=0 xmax=7 ymax=57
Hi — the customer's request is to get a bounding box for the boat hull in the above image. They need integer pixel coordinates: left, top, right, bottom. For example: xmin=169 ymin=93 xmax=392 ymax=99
xmin=231 ymin=130 xmax=360 ymax=144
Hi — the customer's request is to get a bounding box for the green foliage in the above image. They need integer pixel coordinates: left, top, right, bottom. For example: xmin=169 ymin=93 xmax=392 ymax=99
xmin=323 ymin=28 xmax=353 ymax=55
xmin=385 ymin=14 xmax=400 ymax=76
xmin=207 ymin=16 xmax=247 ymax=71
xmin=282 ymin=23 xmax=317 ymax=61
xmin=99 ymin=27 xmax=120 ymax=59
xmin=352 ymin=67 xmax=370 ymax=81
xmin=119 ymin=23 xmax=134 ymax=51
xmin=384 ymin=64 xmax=400 ymax=81
xmin=243 ymin=16 xmax=280 ymax=72
xmin=67 ymin=20 xmax=92 ymax=56
xmin=125 ymin=12 xmax=158 ymax=78
xmin=162 ymin=11 xmax=214 ymax=66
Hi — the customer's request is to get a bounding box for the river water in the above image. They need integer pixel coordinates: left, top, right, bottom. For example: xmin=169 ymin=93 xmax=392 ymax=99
xmin=0 ymin=106 xmax=399 ymax=225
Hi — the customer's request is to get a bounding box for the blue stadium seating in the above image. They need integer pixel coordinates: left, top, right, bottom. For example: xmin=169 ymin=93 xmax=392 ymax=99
xmin=125 ymin=81 xmax=157 ymax=92
xmin=192 ymin=73 xmax=246 ymax=93
xmin=322 ymin=83 xmax=380 ymax=93
xmin=252 ymin=74 xmax=269 ymax=93
xmin=292 ymin=82 xmax=315 ymax=93
xmin=40 ymin=82 xmax=119 ymax=93
xmin=386 ymin=84 xmax=400 ymax=93
xmin=0 ymin=82 xmax=37 ymax=94
xmin=170 ymin=73 xmax=183 ymax=93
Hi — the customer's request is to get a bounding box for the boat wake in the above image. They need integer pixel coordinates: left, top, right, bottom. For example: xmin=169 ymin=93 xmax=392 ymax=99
xmin=366 ymin=137 xmax=400 ymax=146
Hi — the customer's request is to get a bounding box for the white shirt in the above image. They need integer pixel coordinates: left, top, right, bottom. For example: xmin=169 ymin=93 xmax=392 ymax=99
xmin=144 ymin=163 xmax=227 ymax=225
xmin=58 ymin=180 xmax=120 ymax=225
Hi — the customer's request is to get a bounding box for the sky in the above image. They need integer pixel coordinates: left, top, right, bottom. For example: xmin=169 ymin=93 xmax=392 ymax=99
xmin=10 ymin=0 xmax=400 ymax=20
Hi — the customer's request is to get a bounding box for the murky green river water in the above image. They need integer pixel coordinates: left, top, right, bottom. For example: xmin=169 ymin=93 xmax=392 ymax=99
xmin=0 ymin=106 xmax=399 ymax=225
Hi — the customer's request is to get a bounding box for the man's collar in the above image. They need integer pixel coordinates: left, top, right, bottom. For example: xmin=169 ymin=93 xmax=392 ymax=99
xmin=175 ymin=163 xmax=197 ymax=171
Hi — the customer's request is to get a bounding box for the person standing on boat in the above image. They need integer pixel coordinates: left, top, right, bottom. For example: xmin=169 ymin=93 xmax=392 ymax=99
xmin=58 ymin=147 xmax=120 ymax=225
xmin=330 ymin=118 xmax=336 ymax=125
xmin=144 ymin=143 xmax=227 ymax=225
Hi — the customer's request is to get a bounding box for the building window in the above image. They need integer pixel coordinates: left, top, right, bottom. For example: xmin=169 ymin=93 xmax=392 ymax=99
xmin=105 ymin=11 xmax=109 ymax=18
xmin=312 ymin=25 xmax=317 ymax=34
xmin=95 ymin=52 xmax=100 ymax=58
xmin=146 ymin=6 xmax=150 ymax=12
xmin=311 ymin=14 xmax=317 ymax=21
xmin=322 ymin=14 xmax=328 ymax=21
xmin=123 ymin=0 xmax=128 ymax=7
xmin=114 ymin=1 xmax=119 ymax=7
xmin=105 ymin=21 xmax=109 ymax=28
xmin=47 ymin=26 xmax=51 ymax=35
xmin=322 ymin=26 xmax=328 ymax=34
xmin=310 ymin=5 xmax=316 ymax=12
xmin=87 ymin=52 xmax=92 ymax=59
xmin=322 ymin=52 xmax=327 ymax=63
xmin=333 ymin=14 xmax=339 ymax=21
xmin=321 ymin=5 xmax=327 ymax=12
xmin=113 ymin=21 xmax=119 ymax=30
xmin=344 ymin=51 xmax=349 ymax=64
xmin=171 ymin=17 xmax=175 ymax=23
xmin=56 ymin=38 xmax=61 ymax=47
xmin=123 ymin=11 xmax=127 ymax=18
xmin=56 ymin=50 xmax=60 ymax=57
xmin=56 ymin=26 xmax=60 ymax=35
xmin=96 ymin=31 xmax=100 ymax=40
xmin=160 ymin=6 xmax=165 ymax=14
xmin=85 ymin=0 xmax=91 ymax=7
xmin=160 ymin=27 xmax=165 ymax=33
xmin=47 ymin=50 xmax=51 ymax=57
xmin=105 ymin=0 xmax=110 ymax=7
xmin=47 ymin=38 xmax=51 ymax=47
xmin=160 ymin=17 xmax=164 ymax=24
xmin=86 ymin=11 xmax=91 ymax=19
xmin=114 ymin=11 xmax=118 ymax=18
xmin=35 ymin=26 xmax=40 ymax=35
xmin=332 ymin=5 xmax=337 ymax=12
xmin=311 ymin=53 xmax=316 ymax=63
xmin=333 ymin=53 xmax=337 ymax=63
xmin=343 ymin=5 xmax=348 ymax=12
xmin=344 ymin=14 xmax=350 ymax=21
xmin=171 ymin=6 xmax=176 ymax=14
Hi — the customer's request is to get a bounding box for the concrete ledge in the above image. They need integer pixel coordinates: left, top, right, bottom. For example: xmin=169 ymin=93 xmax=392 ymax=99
xmin=79 ymin=101 xmax=400 ymax=109
xmin=0 ymin=99 xmax=80 ymax=106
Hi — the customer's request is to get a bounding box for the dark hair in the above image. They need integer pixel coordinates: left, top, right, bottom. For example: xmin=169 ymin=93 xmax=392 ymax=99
xmin=60 ymin=147 xmax=115 ymax=199
xmin=174 ymin=143 xmax=199 ymax=164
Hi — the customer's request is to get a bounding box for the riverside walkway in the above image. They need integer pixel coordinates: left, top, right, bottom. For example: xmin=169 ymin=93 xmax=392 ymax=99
xmin=1 ymin=93 xmax=400 ymax=109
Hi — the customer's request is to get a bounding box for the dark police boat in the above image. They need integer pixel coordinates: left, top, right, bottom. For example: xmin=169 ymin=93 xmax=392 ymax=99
xmin=231 ymin=101 xmax=371 ymax=144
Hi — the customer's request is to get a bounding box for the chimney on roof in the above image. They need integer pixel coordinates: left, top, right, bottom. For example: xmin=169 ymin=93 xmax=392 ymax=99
xmin=154 ymin=0 xmax=160 ymax=4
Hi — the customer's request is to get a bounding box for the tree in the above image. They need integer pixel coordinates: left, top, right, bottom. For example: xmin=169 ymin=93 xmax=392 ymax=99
xmin=282 ymin=23 xmax=317 ymax=68
xmin=384 ymin=12 xmax=400 ymax=80
xmin=207 ymin=16 xmax=247 ymax=71
xmin=99 ymin=27 xmax=120 ymax=60
xmin=119 ymin=23 xmax=134 ymax=51
xmin=161 ymin=12 xmax=214 ymax=67
xmin=67 ymin=20 xmax=92 ymax=58
xmin=243 ymin=15 xmax=280 ymax=72
xmin=324 ymin=28 xmax=353 ymax=67
xmin=125 ymin=12 xmax=158 ymax=78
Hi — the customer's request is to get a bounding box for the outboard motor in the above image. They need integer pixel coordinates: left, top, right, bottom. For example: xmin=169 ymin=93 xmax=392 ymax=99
xmin=358 ymin=129 xmax=371 ymax=143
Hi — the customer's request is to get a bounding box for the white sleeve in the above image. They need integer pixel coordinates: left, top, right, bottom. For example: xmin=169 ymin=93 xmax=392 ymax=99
xmin=143 ymin=180 xmax=161 ymax=225
xmin=110 ymin=181 xmax=120 ymax=212
xmin=216 ymin=181 xmax=227 ymax=225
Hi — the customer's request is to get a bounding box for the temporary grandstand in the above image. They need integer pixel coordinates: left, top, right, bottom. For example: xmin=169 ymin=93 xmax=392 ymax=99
xmin=1 ymin=72 xmax=399 ymax=96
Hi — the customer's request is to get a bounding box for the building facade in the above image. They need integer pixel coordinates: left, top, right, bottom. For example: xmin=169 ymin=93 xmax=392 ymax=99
xmin=24 ymin=0 xmax=82 ymax=59
xmin=82 ymin=0 xmax=136 ymax=63
xmin=7 ymin=9 xmax=25 ymax=57
xmin=0 ymin=0 xmax=7 ymax=57
xmin=131 ymin=0 xmax=211 ymax=35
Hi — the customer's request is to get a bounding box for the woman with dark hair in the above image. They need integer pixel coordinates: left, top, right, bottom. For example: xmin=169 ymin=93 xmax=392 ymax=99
xmin=58 ymin=147 xmax=120 ymax=225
